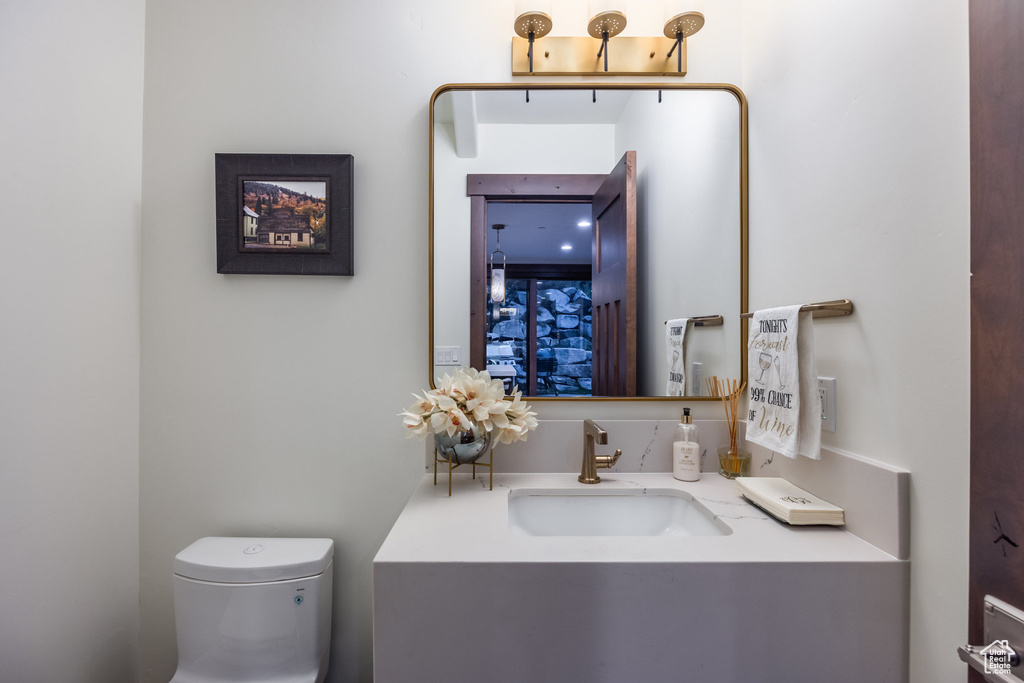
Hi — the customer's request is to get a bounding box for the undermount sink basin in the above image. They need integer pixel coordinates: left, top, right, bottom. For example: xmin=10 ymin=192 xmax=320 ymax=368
xmin=508 ymin=488 xmax=733 ymax=537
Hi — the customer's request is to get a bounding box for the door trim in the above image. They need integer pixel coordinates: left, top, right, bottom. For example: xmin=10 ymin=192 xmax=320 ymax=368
xmin=466 ymin=174 xmax=605 ymax=374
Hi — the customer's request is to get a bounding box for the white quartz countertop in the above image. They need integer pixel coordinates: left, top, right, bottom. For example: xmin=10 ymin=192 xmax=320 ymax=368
xmin=374 ymin=472 xmax=901 ymax=565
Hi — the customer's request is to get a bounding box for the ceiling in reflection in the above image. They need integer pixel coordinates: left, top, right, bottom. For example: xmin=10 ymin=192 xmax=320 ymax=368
xmin=486 ymin=202 xmax=593 ymax=265
xmin=434 ymin=89 xmax=635 ymax=125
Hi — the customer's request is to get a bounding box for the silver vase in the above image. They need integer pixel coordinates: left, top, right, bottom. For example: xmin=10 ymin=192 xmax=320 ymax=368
xmin=434 ymin=425 xmax=493 ymax=465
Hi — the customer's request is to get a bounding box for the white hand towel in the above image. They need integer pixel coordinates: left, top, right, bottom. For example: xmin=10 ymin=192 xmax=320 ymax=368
xmin=746 ymin=306 xmax=821 ymax=459
xmin=665 ymin=318 xmax=689 ymax=396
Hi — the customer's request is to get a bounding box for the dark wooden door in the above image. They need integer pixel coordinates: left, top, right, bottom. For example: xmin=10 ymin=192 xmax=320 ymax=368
xmin=969 ymin=1 xmax=1024 ymax=679
xmin=591 ymin=151 xmax=637 ymax=397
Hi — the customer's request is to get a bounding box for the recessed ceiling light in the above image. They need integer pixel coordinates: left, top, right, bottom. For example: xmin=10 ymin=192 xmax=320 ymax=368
xmin=561 ymin=243 xmax=572 ymax=251
xmin=577 ymin=220 xmax=591 ymax=228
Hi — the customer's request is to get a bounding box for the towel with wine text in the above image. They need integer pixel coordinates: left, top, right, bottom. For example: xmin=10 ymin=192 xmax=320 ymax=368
xmin=665 ymin=318 xmax=689 ymax=396
xmin=746 ymin=306 xmax=820 ymax=459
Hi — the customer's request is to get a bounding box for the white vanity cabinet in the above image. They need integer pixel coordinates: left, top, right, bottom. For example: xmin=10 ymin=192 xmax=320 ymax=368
xmin=373 ymin=471 xmax=908 ymax=683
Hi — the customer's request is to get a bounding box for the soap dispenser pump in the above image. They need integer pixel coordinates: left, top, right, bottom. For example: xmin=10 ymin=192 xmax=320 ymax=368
xmin=673 ymin=408 xmax=701 ymax=482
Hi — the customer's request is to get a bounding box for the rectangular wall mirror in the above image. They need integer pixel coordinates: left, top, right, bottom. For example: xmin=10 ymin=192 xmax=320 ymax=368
xmin=430 ymin=83 xmax=748 ymax=400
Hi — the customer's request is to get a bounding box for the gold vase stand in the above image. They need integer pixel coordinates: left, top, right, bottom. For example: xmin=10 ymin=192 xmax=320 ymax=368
xmin=433 ymin=445 xmax=495 ymax=496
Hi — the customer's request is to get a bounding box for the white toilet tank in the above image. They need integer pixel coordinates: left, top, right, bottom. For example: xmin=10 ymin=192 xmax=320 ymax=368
xmin=170 ymin=537 xmax=334 ymax=683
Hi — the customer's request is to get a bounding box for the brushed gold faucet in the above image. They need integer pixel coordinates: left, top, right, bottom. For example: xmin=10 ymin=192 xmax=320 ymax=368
xmin=579 ymin=419 xmax=622 ymax=484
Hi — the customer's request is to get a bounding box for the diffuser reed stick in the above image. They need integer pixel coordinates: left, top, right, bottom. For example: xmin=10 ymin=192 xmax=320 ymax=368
xmin=710 ymin=377 xmax=749 ymax=478
xmin=712 ymin=377 xmax=746 ymax=454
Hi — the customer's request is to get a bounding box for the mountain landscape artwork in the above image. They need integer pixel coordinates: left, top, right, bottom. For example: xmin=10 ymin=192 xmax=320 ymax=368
xmin=216 ymin=153 xmax=352 ymax=275
xmin=241 ymin=179 xmax=328 ymax=251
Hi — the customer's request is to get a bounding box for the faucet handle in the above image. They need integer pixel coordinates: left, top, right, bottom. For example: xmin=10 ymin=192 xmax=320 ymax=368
xmin=580 ymin=420 xmax=619 ymax=484
xmin=595 ymin=449 xmax=622 ymax=469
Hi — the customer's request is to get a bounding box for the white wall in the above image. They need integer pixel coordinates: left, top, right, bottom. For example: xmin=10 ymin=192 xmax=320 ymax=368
xmin=738 ymin=1 xmax=970 ymax=681
xmin=0 ymin=1 xmax=144 ymax=680
xmin=138 ymin=2 xmax=504 ymax=681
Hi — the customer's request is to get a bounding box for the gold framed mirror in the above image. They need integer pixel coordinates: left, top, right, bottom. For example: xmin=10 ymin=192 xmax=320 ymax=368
xmin=429 ymin=83 xmax=747 ymax=400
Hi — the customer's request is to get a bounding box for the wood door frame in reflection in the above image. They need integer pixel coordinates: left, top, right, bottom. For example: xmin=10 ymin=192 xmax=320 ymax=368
xmin=468 ymin=174 xmax=605 ymax=386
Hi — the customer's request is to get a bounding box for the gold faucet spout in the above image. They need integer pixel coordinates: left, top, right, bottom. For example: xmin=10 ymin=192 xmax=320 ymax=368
xmin=579 ymin=420 xmax=620 ymax=484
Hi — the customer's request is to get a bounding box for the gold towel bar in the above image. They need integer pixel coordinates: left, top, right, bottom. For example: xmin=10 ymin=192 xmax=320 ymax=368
xmin=662 ymin=315 xmax=724 ymax=327
xmin=740 ymin=299 xmax=854 ymax=319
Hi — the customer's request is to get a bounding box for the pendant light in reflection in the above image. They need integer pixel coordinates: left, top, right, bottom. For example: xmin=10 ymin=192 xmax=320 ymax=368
xmin=490 ymin=224 xmax=507 ymax=304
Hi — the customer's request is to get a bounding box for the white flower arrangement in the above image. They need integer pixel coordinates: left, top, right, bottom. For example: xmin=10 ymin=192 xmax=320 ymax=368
xmin=400 ymin=367 xmax=538 ymax=444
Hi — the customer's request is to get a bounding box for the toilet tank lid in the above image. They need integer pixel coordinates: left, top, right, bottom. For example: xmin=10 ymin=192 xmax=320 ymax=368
xmin=174 ymin=537 xmax=334 ymax=583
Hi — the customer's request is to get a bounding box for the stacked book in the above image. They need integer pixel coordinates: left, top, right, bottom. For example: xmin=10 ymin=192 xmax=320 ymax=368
xmin=736 ymin=477 xmax=845 ymax=526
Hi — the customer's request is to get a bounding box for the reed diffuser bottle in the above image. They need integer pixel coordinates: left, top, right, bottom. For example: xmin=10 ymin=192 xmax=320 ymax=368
xmin=673 ymin=408 xmax=701 ymax=481
xmin=707 ymin=376 xmax=750 ymax=479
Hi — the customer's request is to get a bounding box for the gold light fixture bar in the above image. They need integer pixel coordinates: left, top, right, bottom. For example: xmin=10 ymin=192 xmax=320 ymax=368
xmin=511 ymin=35 xmax=688 ymax=76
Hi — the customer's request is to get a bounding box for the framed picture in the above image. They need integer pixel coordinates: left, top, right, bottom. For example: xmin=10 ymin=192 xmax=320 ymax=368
xmin=215 ymin=153 xmax=353 ymax=275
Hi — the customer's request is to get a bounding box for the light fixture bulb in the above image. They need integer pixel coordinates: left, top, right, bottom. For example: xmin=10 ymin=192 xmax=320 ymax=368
xmin=587 ymin=10 xmax=627 ymax=39
xmin=514 ymin=11 xmax=553 ymax=39
xmin=489 ymin=223 xmax=507 ymax=304
xmin=587 ymin=9 xmax=626 ymax=72
xmin=561 ymin=244 xmax=573 ymax=251
xmin=663 ymin=10 xmax=703 ymax=73
xmin=664 ymin=11 xmax=704 ymax=39
xmin=514 ymin=4 xmax=553 ymax=74
xmin=491 ymin=268 xmax=506 ymax=304
xmin=577 ymin=220 xmax=591 ymax=227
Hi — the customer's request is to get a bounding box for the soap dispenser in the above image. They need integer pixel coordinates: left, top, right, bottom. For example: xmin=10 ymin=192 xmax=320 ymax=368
xmin=673 ymin=408 xmax=701 ymax=481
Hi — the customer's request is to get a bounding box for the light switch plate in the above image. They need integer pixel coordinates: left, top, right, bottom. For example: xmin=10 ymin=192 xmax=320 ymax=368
xmin=690 ymin=362 xmax=703 ymax=396
xmin=818 ymin=377 xmax=837 ymax=432
xmin=434 ymin=346 xmax=462 ymax=366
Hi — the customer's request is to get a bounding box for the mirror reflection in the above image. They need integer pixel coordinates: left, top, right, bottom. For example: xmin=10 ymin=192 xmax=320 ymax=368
xmin=431 ymin=85 xmax=747 ymax=399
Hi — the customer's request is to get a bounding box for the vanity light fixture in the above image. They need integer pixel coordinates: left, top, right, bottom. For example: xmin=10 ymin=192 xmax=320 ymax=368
xmin=490 ymin=224 xmax=507 ymax=304
xmin=514 ymin=10 xmax=553 ymax=74
xmin=587 ymin=10 xmax=627 ymax=73
xmin=510 ymin=7 xmax=704 ymax=76
xmin=665 ymin=11 xmax=704 ymax=73
xmin=561 ymin=243 xmax=573 ymax=251
xmin=577 ymin=220 xmax=591 ymax=228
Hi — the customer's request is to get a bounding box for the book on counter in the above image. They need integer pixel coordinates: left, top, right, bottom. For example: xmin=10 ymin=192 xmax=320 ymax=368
xmin=736 ymin=477 xmax=845 ymax=526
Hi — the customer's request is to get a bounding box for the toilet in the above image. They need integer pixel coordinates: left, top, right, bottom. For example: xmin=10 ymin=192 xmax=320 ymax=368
xmin=170 ymin=537 xmax=334 ymax=683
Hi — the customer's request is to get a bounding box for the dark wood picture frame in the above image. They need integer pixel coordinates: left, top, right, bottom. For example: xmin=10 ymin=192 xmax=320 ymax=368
xmin=215 ymin=153 xmax=353 ymax=275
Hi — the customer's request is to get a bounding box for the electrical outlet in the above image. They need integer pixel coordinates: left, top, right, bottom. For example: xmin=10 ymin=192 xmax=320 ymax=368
xmin=434 ymin=346 xmax=462 ymax=366
xmin=818 ymin=377 xmax=837 ymax=432
xmin=690 ymin=362 xmax=703 ymax=396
